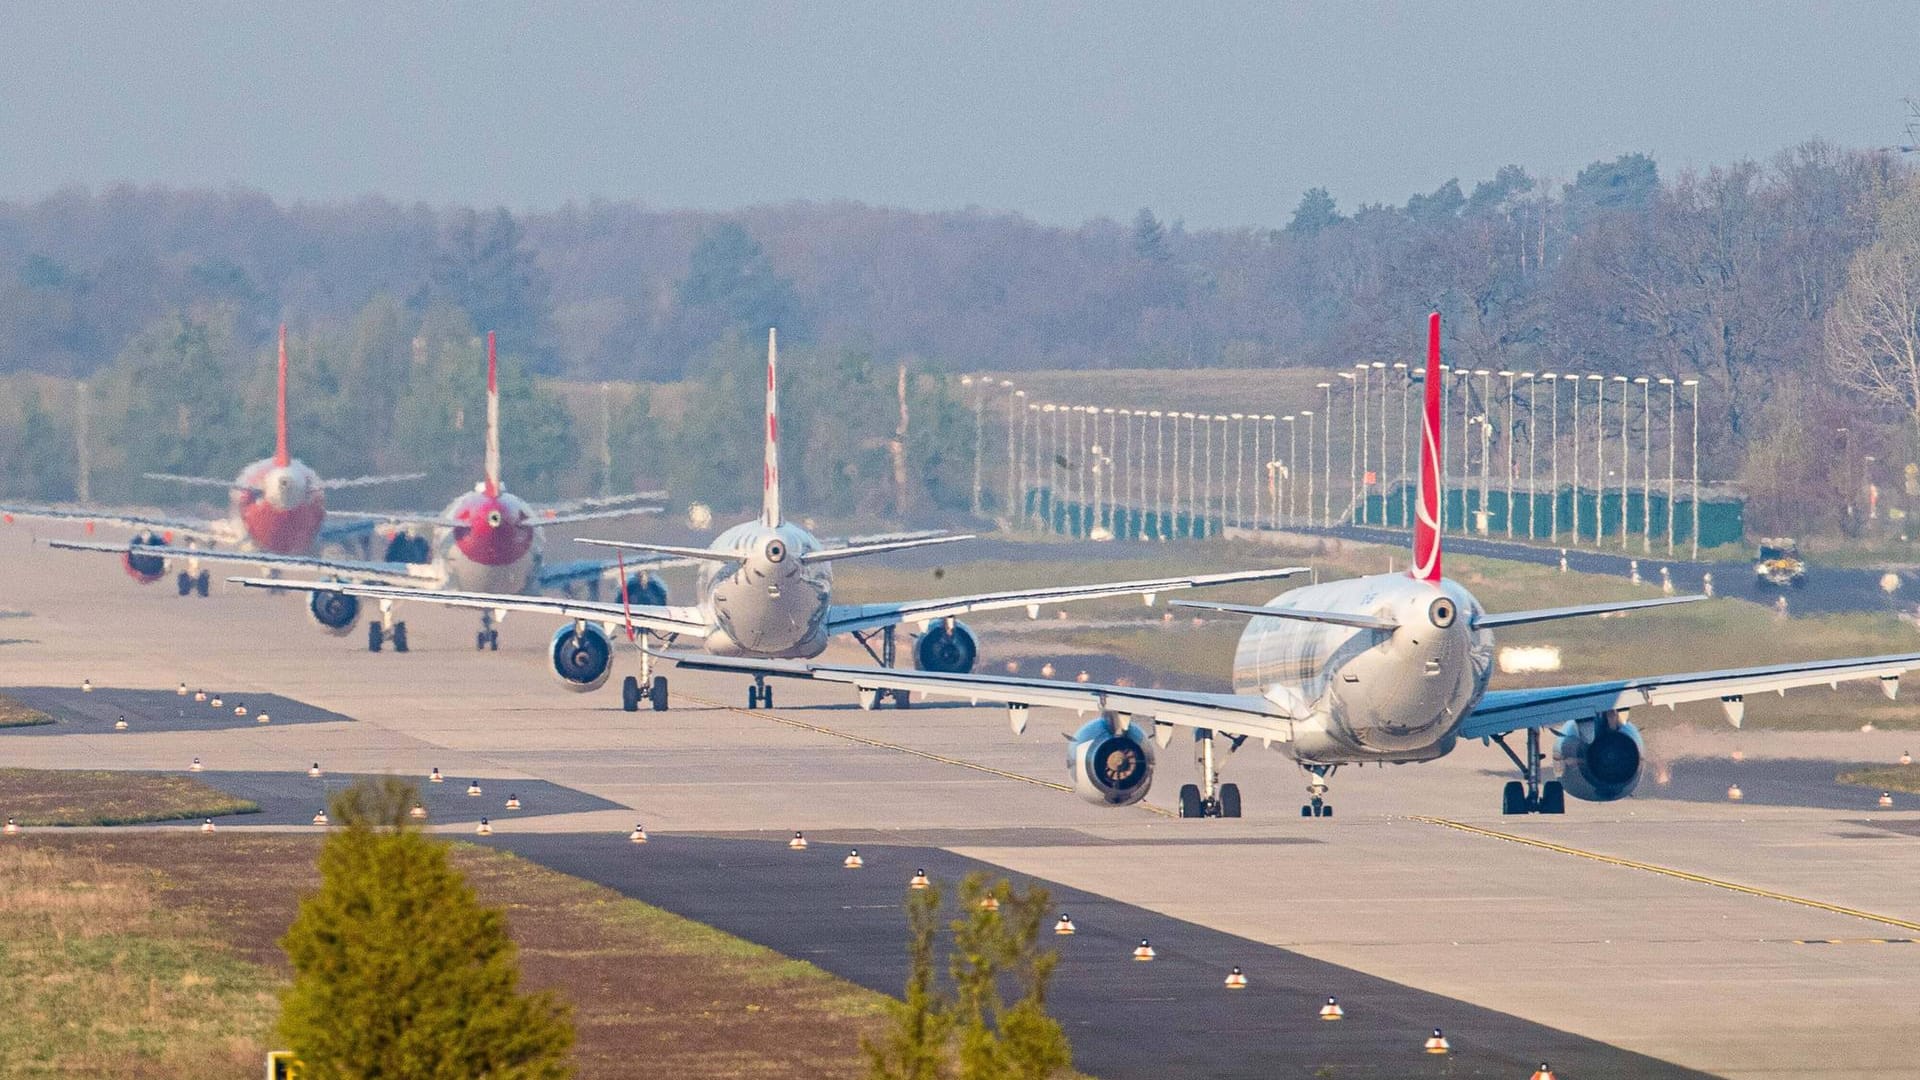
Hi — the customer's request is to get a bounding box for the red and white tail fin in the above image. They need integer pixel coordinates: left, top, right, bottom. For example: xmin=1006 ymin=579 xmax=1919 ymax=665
xmin=1412 ymin=311 xmax=1443 ymax=582
xmin=485 ymin=331 xmax=502 ymax=497
xmin=274 ymin=324 xmax=291 ymax=466
xmin=763 ymin=327 xmax=782 ymax=527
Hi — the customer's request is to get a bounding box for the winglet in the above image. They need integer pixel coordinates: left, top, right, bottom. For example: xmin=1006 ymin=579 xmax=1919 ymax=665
xmin=1412 ymin=312 xmax=1442 ymax=582
xmin=485 ymin=331 xmax=501 ymax=497
xmin=763 ymin=327 xmax=782 ymax=527
xmin=274 ymin=324 xmax=290 ymax=466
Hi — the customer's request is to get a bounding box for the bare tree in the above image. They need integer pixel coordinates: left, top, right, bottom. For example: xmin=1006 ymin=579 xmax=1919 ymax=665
xmin=1826 ymin=180 xmax=1920 ymax=440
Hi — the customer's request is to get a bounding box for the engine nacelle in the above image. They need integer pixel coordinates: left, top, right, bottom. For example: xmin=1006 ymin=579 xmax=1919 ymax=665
xmin=550 ymin=622 xmax=615 ymax=692
xmin=1555 ymin=719 xmax=1644 ymax=802
xmin=122 ymin=530 xmax=166 ymax=584
xmin=1066 ymin=715 xmax=1157 ymax=807
xmin=307 ymin=588 xmax=361 ymax=635
xmin=622 ymin=573 xmax=668 ymax=607
xmin=914 ymin=621 xmax=978 ymax=673
xmin=383 ymin=531 xmax=432 ymax=565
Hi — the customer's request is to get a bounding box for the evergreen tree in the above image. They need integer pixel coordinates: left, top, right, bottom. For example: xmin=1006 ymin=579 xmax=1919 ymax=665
xmin=277 ymin=778 xmax=574 ymax=1080
xmin=1285 ymin=187 xmax=1343 ymax=235
xmin=1131 ymin=208 xmax=1168 ymax=261
xmin=864 ymin=883 xmax=952 ymax=1080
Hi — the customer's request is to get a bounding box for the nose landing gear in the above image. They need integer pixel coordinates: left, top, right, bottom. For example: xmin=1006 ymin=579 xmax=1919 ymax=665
xmin=1300 ymin=765 xmax=1337 ymax=818
xmin=620 ymin=638 xmax=670 ymax=712
xmin=475 ymin=611 xmax=499 ymax=651
xmin=1493 ymin=726 xmax=1565 ymax=814
xmin=747 ymin=675 xmax=775 ymax=710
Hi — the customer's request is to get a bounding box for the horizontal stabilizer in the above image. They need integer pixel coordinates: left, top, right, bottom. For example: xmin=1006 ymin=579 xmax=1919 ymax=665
xmin=143 ymin=472 xmax=258 ymax=493
xmin=321 ymin=472 xmax=428 ymax=490
xmin=1474 ymin=595 xmax=1706 ymax=629
xmin=577 ymin=538 xmax=741 ymax=563
xmin=799 ymin=533 xmax=973 ymax=562
xmin=1171 ymin=600 xmax=1399 ymax=631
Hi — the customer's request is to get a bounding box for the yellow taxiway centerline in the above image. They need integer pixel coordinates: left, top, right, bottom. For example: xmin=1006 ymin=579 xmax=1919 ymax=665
xmin=1415 ymin=815 xmax=1920 ymax=934
xmin=685 ymin=692 xmax=1177 ymax=818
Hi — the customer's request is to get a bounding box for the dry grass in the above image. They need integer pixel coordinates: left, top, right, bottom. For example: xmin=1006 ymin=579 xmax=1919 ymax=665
xmin=0 ymin=834 xmax=889 ymax=1080
xmin=1838 ymin=766 xmax=1920 ymax=795
xmin=0 ymin=769 xmax=258 ymax=826
xmin=0 ymin=694 xmax=52 ymax=728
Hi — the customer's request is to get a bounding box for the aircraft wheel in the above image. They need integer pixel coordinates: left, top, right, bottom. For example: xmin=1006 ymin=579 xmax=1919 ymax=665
xmin=476 ymin=632 xmax=488 ymax=651
xmin=650 ymin=676 xmax=669 ymax=711
xmin=487 ymin=630 xmax=499 ymax=651
xmin=1539 ymin=780 xmax=1566 ymax=815
xmin=621 ymin=675 xmax=640 ymax=712
xmin=195 ymin=570 xmax=210 ymax=597
xmin=1178 ymin=783 xmax=1204 ymax=819
xmin=1501 ymin=780 xmax=1528 ymax=815
xmin=747 ymin=685 xmax=761 ymax=709
xmin=763 ymin=686 xmax=774 ymax=708
xmin=1219 ymin=783 xmax=1243 ymax=819
xmin=368 ymin=623 xmax=383 ymax=653
xmin=177 ymin=572 xmax=193 ymax=597
xmin=392 ymin=623 xmax=409 ymax=653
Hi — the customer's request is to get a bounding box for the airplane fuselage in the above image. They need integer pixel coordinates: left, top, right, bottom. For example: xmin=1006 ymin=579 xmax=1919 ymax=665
xmin=1231 ymin=572 xmax=1493 ymax=766
xmin=699 ymin=521 xmax=834 ymax=658
xmin=229 ymin=457 xmax=326 ymax=555
xmin=437 ymin=487 xmax=540 ymax=594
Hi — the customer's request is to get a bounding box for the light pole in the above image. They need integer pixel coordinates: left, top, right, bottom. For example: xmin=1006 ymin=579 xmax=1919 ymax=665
xmin=1170 ymin=411 xmax=1183 ymax=537
xmin=1012 ymin=390 xmax=1028 ymax=527
xmin=1184 ymin=412 xmax=1199 ymax=537
xmin=1266 ymin=413 xmax=1279 ymax=528
xmin=961 ymin=375 xmax=984 ymax=517
xmin=1635 ymin=376 xmax=1651 ymax=552
xmin=1001 ymin=381 xmax=1017 ymax=522
xmin=1589 ymin=375 xmax=1606 ymax=545
xmin=1687 ymin=379 xmax=1700 ymax=559
xmin=1355 ymin=364 xmax=1370 ymax=524
xmin=1218 ymin=414 xmax=1232 ymax=530
xmin=1283 ymin=415 xmax=1297 ymax=527
xmin=1476 ymin=369 xmax=1492 ymax=533
xmin=1342 ymin=372 xmax=1357 ymax=526
xmin=1839 ymin=425 xmax=1854 ymax=524
xmin=1318 ymin=382 xmax=1333 ymax=527
xmin=1232 ymin=413 xmax=1246 ymax=528
xmin=1302 ymin=409 xmax=1316 ymax=530
xmin=1545 ymin=374 xmax=1559 ymax=539
xmin=1374 ymin=361 xmax=1388 ymax=523
xmin=1044 ymin=404 xmax=1059 ymax=533
xmin=1661 ymin=378 xmax=1675 ymax=552
xmin=1522 ymin=372 xmax=1536 ymax=538
xmin=1500 ymin=371 xmax=1515 ymax=537
xmin=1570 ymin=374 xmax=1582 ymax=541
xmin=1612 ymin=375 xmax=1629 ymax=549
xmin=1394 ymin=361 xmax=1410 ymax=524
xmin=1152 ymin=410 xmax=1165 ymax=540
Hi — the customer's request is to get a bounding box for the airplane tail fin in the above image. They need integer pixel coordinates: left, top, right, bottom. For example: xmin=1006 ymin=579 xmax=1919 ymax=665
xmin=763 ymin=327 xmax=782 ymax=527
xmin=1411 ymin=312 xmax=1442 ymax=582
xmin=485 ymin=331 xmax=501 ymax=497
xmin=274 ymin=324 xmax=290 ymax=466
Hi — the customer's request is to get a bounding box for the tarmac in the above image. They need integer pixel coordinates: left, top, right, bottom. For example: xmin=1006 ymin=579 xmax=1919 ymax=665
xmin=5 ymin=524 xmax=1920 ymax=1078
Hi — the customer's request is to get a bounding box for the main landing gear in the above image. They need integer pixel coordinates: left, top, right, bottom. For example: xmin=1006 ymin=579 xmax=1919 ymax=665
xmin=620 ymin=637 xmax=669 ymax=712
xmin=851 ymin=625 xmax=911 ymax=707
xmin=1178 ymin=729 xmax=1243 ymax=818
xmin=1299 ymin=764 xmax=1337 ymax=818
xmin=175 ymin=569 xmax=210 ymax=597
xmin=368 ymin=601 xmax=407 ymax=653
xmin=1493 ymin=726 xmax=1565 ymax=815
xmin=747 ymin=676 xmax=775 ymax=710
xmin=475 ymin=611 xmax=499 ymax=651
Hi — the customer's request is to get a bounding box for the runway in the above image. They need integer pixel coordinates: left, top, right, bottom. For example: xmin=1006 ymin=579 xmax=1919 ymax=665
xmin=6 ymin=525 xmax=1920 ymax=1078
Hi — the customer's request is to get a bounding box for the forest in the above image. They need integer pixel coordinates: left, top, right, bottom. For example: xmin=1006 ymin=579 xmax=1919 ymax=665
xmin=1 ymin=139 xmax=1918 ymax=536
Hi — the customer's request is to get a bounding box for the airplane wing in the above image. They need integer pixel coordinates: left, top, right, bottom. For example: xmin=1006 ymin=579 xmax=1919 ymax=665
xmin=535 ymin=505 xmax=665 ymax=527
xmin=534 ymin=552 xmax=703 ymax=590
xmin=48 ymin=540 xmax=442 ymax=583
xmin=825 ymin=566 xmax=1311 ymax=635
xmin=1 ymin=503 xmax=219 ymax=540
xmin=538 ymin=491 xmax=670 ymax=514
xmin=1460 ymin=652 xmax=1920 ymax=740
xmin=320 ymin=472 xmax=429 ymax=490
xmin=227 ymin=577 xmax=709 ymax=637
xmin=323 ymin=509 xmax=461 ymax=530
xmin=663 ymin=652 xmax=1297 ymax=743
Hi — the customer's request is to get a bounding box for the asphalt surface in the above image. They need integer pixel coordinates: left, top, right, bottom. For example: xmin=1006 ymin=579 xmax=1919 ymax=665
xmin=488 ymin=831 xmax=1716 ymax=1080
xmin=4 ymin=684 xmax=352 ymax=735
xmin=160 ymin=769 xmax=623 ymax=827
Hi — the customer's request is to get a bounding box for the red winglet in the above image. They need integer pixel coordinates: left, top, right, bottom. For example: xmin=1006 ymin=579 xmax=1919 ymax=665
xmin=1411 ymin=312 xmax=1443 ymax=582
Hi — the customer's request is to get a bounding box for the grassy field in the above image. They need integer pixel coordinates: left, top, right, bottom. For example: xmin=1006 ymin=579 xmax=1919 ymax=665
xmin=0 ymin=769 xmax=259 ymax=826
xmin=841 ymin=535 xmax=1920 ymax=730
xmin=0 ymin=834 xmax=888 ymax=1079
xmin=0 ymin=694 xmax=52 ymax=728
xmin=1838 ymin=766 xmax=1920 ymax=795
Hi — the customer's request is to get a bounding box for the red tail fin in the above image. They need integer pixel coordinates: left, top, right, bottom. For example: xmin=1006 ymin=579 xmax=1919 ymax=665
xmin=274 ymin=324 xmax=290 ymax=466
xmin=485 ymin=331 xmax=501 ymax=496
xmin=763 ymin=327 xmax=781 ymax=527
xmin=1411 ymin=312 xmax=1442 ymax=582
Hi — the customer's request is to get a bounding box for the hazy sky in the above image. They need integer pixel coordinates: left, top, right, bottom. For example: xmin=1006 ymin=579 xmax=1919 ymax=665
xmin=3 ymin=2 xmax=1916 ymax=228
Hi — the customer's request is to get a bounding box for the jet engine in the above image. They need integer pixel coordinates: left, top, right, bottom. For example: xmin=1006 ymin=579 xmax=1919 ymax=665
xmin=307 ymin=588 xmax=361 ymax=635
xmin=1555 ymin=718 xmax=1644 ymax=802
xmin=622 ymin=572 xmax=668 ymax=607
xmin=122 ymin=530 xmax=166 ymax=584
xmin=383 ymin=531 xmax=432 ymax=565
xmin=914 ymin=621 xmax=978 ymax=673
xmin=1066 ymin=715 xmax=1156 ymax=807
xmin=550 ymin=622 xmax=615 ymax=692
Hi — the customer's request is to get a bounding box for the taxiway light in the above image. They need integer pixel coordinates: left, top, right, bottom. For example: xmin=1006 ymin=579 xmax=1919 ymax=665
xmin=1319 ymin=996 xmax=1344 ymax=1020
xmin=1424 ymin=1028 xmax=1450 ymax=1054
xmin=979 ymin=895 xmax=1000 ymax=912
xmin=1054 ymin=914 xmax=1075 ymax=935
xmin=189 ymin=757 xmax=204 ymax=772
xmin=466 ymin=781 xmax=482 ymax=797
xmin=1223 ymin=967 xmax=1247 ymax=989
xmin=843 ymin=849 xmax=863 ymax=869
xmin=233 ymin=704 xmax=247 ymax=716
xmin=505 ymin=795 xmax=521 ymax=811
xmin=312 ymin=811 xmax=328 ymax=826
xmin=788 ymin=831 xmax=808 ymax=850
xmin=476 ymin=818 xmax=492 ymax=836
xmin=1132 ymin=939 xmax=1155 ymax=961
xmin=629 ymin=824 xmax=649 ymax=844
xmin=3 ymin=818 xmax=17 ymax=836
xmin=428 ymin=768 xmax=443 ymax=783
xmin=1902 ymin=751 xmax=1913 ymax=766
xmin=177 ymin=682 xmax=187 ymax=696
xmin=194 ymin=690 xmax=207 ymax=702
xmin=114 ymin=717 xmax=127 ymax=731
xmin=307 ymin=763 xmax=322 ymax=778
xmin=255 ymin=713 xmax=270 ymax=723
xmin=210 ymin=695 xmax=222 ymax=708
xmin=81 ymin=679 xmax=91 ymax=692
xmin=1880 ymin=792 xmax=1895 ymax=808
xmin=1532 ymin=1065 xmax=1556 ymax=1080
xmin=1727 ymin=784 xmax=1743 ymax=801
xmin=200 ymin=819 xmax=216 ymax=833
xmin=909 ymin=869 xmax=930 ymax=890
xmin=409 ymin=804 xmax=428 ymax=820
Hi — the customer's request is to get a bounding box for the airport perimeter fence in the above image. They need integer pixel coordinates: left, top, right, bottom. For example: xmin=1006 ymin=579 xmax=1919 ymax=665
xmin=1356 ymin=482 xmax=1746 ymax=549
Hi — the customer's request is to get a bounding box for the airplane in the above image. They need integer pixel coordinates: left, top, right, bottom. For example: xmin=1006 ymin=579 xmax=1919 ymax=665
xmin=231 ymin=328 xmax=1309 ymax=710
xmin=662 ymin=313 xmax=1920 ymax=819
xmin=50 ymin=332 xmax=666 ymax=653
xmin=2 ymin=325 xmax=423 ymax=597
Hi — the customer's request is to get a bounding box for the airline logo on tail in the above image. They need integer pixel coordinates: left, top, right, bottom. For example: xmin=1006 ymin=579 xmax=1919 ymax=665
xmin=1412 ymin=311 xmax=1443 ymax=582
xmin=764 ymin=327 xmax=781 ymax=527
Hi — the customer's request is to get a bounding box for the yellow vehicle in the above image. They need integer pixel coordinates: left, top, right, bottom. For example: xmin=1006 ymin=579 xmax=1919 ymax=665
xmin=1754 ymin=537 xmax=1808 ymax=589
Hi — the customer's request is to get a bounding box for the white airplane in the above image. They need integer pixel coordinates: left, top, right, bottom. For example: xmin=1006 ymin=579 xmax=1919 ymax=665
xmin=52 ymin=332 xmax=664 ymax=651
xmin=233 ymin=328 xmax=1307 ymax=710
xmin=667 ymin=313 xmax=1920 ymax=818
xmin=3 ymin=325 xmax=422 ymax=595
